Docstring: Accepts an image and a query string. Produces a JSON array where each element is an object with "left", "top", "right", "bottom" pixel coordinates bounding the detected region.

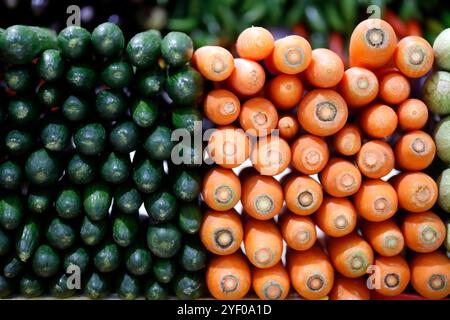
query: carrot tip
[
  {"left": 254, "top": 195, "right": 275, "bottom": 214},
  {"left": 334, "top": 215, "right": 349, "bottom": 230},
  {"left": 298, "top": 191, "right": 314, "bottom": 208},
  {"left": 295, "top": 230, "right": 311, "bottom": 244},
  {"left": 215, "top": 229, "right": 234, "bottom": 249},
  {"left": 221, "top": 275, "right": 239, "bottom": 293},
  {"left": 429, "top": 274, "right": 446, "bottom": 291},
  {"left": 307, "top": 274, "right": 325, "bottom": 291},
  {"left": 254, "top": 248, "right": 274, "bottom": 266},
  {"left": 263, "top": 282, "right": 284, "bottom": 300},
  {"left": 384, "top": 273, "right": 401, "bottom": 288},
  {"left": 316, "top": 102, "right": 338, "bottom": 122},
  {"left": 366, "top": 28, "right": 385, "bottom": 47},
  {"left": 384, "top": 235, "right": 401, "bottom": 250},
  {"left": 421, "top": 226, "right": 438, "bottom": 244},
  {"left": 215, "top": 185, "right": 234, "bottom": 205}
]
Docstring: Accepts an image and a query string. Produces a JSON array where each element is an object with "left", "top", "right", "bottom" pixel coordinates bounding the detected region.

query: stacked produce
[
  {"left": 0, "top": 23, "right": 206, "bottom": 299},
  {"left": 197, "top": 21, "right": 449, "bottom": 300}
]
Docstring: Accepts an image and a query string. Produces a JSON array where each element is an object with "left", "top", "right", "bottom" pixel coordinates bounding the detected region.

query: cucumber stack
[{"left": 0, "top": 24, "right": 205, "bottom": 299}]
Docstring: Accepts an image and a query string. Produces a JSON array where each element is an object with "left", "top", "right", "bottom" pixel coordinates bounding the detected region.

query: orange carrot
[
  {"left": 283, "top": 174, "right": 323, "bottom": 216},
  {"left": 394, "top": 130, "right": 436, "bottom": 171},
  {"left": 226, "top": 58, "right": 266, "bottom": 97},
  {"left": 277, "top": 114, "right": 300, "bottom": 140},
  {"left": 315, "top": 197, "right": 357, "bottom": 238},
  {"left": 356, "top": 140, "right": 395, "bottom": 179},
  {"left": 202, "top": 167, "right": 241, "bottom": 211},
  {"left": 338, "top": 67, "right": 379, "bottom": 108},
  {"left": 203, "top": 89, "right": 241, "bottom": 125},
  {"left": 319, "top": 158, "right": 362, "bottom": 198},
  {"left": 291, "top": 134, "right": 329, "bottom": 175},
  {"left": 332, "top": 124, "right": 362, "bottom": 156},
  {"left": 267, "top": 74, "right": 303, "bottom": 110},
  {"left": 297, "top": 89, "right": 348, "bottom": 137},
  {"left": 206, "top": 251, "right": 252, "bottom": 300},
  {"left": 304, "top": 48, "right": 344, "bottom": 88},
  {"left": 329, "top": 275, "right": 371, "bottom": 300},
  {"left": 239, "top": 97, "right": 278, "bottom": 137},
  {"left": 252, "top": 262, "right": 290, "bottom": 300},
  {"left": 243, "top": 217, "right": 283, "bottom": 269},
  {"left": 267, "top": 35, "right": 312, "bottom": 74},
  {"left": 279, "top": 211, "right": 317, "bottom": 251},
  {"left": 200, "top": 209, "right": 243, "bottom": 255},
  {"left": 359, "top": 103, "right": 398, "bottom": 138},
  {"left": 401, "top": 211, "right": 446, "bottom": 253},
  {"left": 192, "top": 46, "right": 235, "bottom": 81},
  {"left": 374, "top": 255, "right": 410, "bottom": 296},
  {"left": 393, "top": 36, "right": 434, "bottom": 78},
  {"left": 236, "top": 26, "right": 274, "bottom": 61},
  {"left": 250, "top": 135, "right": 291, "bottom": 176},
  {"left": 397, "top": 98, "right": 429, "bottom": 131},
  {"left": 207, "top": 126, "right": 250, "bottom": 169},
  {"left": 361, "top": 219, "right": 405, "bottom": 257},
  {"left": 378, "top": 71, "right": 411, "bottom": 105}
]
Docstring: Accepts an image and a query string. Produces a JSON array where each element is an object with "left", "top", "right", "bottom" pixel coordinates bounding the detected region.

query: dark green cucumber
[
  {"left": 95, "top": 90, "right": 127, "bottom": 121},
  {"left": 125, "top": 243, "right": 153, "bottom": 276},
  {"left": 131, "top": 98, "right": 158, "bottom": 128},
  {"left": 37, "top": 82, "right": 63, "bottom": 107},
  {"left": 147, "top": 223, "right": 182, "bottom": 258},
  {"left": 63, "top": 247, "right": 89, "bottom": 274},
  {"left": 117, "top": 273, "right": 140, "bottom": 300},
  {"left": 132, "top": 154, "right": 164, "bottom": 194},
  {"left": 91, "top": 22, "right": 125, "bottom": 57},
  {"left": 0, "top": 193, "right": 23, "bottom": 230},
  {"left": 135, "top": 68, "right": 165, "bottom": 96},
  {"left": 55, "top": 187, "right": 82, "bottom": 219},
  {"left": 93, "top": 241, "right": 120, "bottom": 273},
  {"left": 3, "top": 255, "right": 23, "bottom": 278},
  {"left": 67, "top": 153, "right": 96, "bottom": 185},
  {"left": 152, "top": 258, "right": 176, "bottom": 284},
  {"left": 16, "top": 218, "right": 40, "bottom": 262},
  {"left": 40, "top": 119, "right": 70, "bottom": 152},
  {"left": 83, "top": 181, "right": 112, "bottom": 221},
  {"left": 1, "top": 25, "right": 40, "bottom": 64},
  {"left": 143, "top": 125, "right": 175, "bottom": 161},
  {"left": 8, "top": 97, "right": 40, "bottom": 126},
  {"left": 112, "top": 213, "right": 139, "bottom": 247},
  {"left": 25, "top": 148, "right": 61, "bottom": 186},
  {"left": 50, "top": 273, "right": 76, "bottom": 298},
  {"left": 161, "top": 31, "right": 194, "bottom": 67},
  {"left": 0, "top": 275, "right": 12, "bottom": 298},
  {"left": 84, "top": 272, "right": 110, "bottom": 299},
  {"left": 62, "top": 95, "right": 90, "bottom": 122},
  {"left": 0, "top": 228, "right": 10, "bottom": 256},
  {"left": 114, "top": 183, "right": 142, "bottom": 215},
  {"left": 172, "top": 168, "right": 201, "bottom": 202},
  {"left": 173, "top": 271, "right": 205, "bottom": 300},
  {"left": 66, "top": 64, "right": 97, "bottom": 92},
  {"left": 80, "top": 216, "right": 107, "bottom": 246},
  {"left": 27, "top": 188, "right": 52, "bottom": 214},
  {"left": 144, "top": 190, "right": 178, "bottom": 223},
  {"left": 126, "top": 29, "right": 162, "bottom": 68},
  {"left": 37, "top": 49, "right": 65, "bottom": 81},
  {"left": 144, "top": 279, "right": 168, "bottom": 300},
  {"left": 109, "top": 121, "right": 140, "bottom": 154},
  {"left": 19, "top": 273, "right": 46, "bottom": 298},
  {"left": 46, "top": 217, "right": 76, "bottom": 250},
  {"left": 32, "top": 244, "right": 60, "bottom": 278},
  {"left": 166, "top": 66, "right": 204, "bottom": 105},
  {"left": 29, "top": 26, "right": 58, "bottom": 52},
  {"left": 100, "top": 152, "right": 130, "bottom": 184},
  {"left": 5, "top": 65, "right": 34, "bottom": 92},
  {"left": 57, "top": 26, "right": 91, "bottom": 60},
  {"left": 101, "top": 60, "right": 133, "bottom": 89},
  {"left": 178, "top": 239, "right": 207, "bottom": 272},
  {"left": 5, "top": 129, "right": 33, "bottom": 156},
  {"left": 178, "top": 202, "right": 202, "bottom": 234},
  {"left": 74, "top": 123, "right": 106, "bottom": 156},
  {"left": 0, "top": 160, "right": 22, "bottom": 190},
  {"left": 171, "top": 107, "right": 202, "bottom": 134},
  {"left": 173, "top": 142, "right": 203, "bottom": 167}
]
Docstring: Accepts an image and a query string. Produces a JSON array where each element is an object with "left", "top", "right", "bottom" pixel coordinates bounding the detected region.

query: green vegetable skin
[
  {"left": 0, "top": 193, "right": 23, "bottom": 230},
  {"left": 434, "top": 116, "right": 450, "bottom": 163},
  {"left": 20, "top": 273, "right": 45, "bottom": 298},
  {"left": 16, "top": 218, "right": 40, "bottom": 262},
  {"left": 147, "top": 223, "right": 182, "bottom": 258},
  {"left": 117, "top": 273, "right": 140, "bottom": 300},
  {"left": 91, "top": 22, "right": 125, "bottom": 57},
  {"left": 422, "top": 71, "right": 450, "bottom": 115},
  {"left": 438, "top": 168, "right": 450, "bottom": 213},
  {"left": 166, "top": 66, "right": 204, "bottom": 105},
  {"left": 126, "top": 29, "right": 162, "bottom": 68},
  {"left": 112, "top": 213, "right": 139, "bottom": 247},
  {"left": 433, "top": 28, "right": 450, "bottom": 71},
  {"left": 84, "top": 272, "right": 110, "bottom": 299},
  {"left": 80, "top": 216, "right": 107, "bottom": 246},
  {"left": 161, "top": 31, "right": 194, "bottom": 67},
  {"left": 0, "top": 228, "right": 10, "bottom": 256},
  {"left": 83, "top": 181, "right": 112, "bottom": 221},
  {"left": 173, "top": 271, "right": 205, "bottom": 300},
  {"left": 153, "top": 258, "right": 177, "bottom": 283},
  {"left": 178, "top": 203, "right": 202, "bottom": 234},
  {"left": 144, "top": 279, "right": 168, "bottom": 300},
  {"left": 46, "top": 217, "right": 76, "bottom": 250},
  {"left": 50, "top": 273, "right": 77, "bottom": 298},
  {"left": 32, "top": 244, "right": 60, "bottom": 278}
]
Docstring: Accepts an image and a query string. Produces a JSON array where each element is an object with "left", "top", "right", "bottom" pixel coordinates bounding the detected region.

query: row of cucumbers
[{"left": 0, "top": 23, "right": 206, "bottom": 299}]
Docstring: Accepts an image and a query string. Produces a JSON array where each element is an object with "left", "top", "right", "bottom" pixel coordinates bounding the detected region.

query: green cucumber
[
  {"left": 95, "top": 90, "right": 127, "bottom": 121},
  {"left": 109, "top": 121, "right": 140, "bottom": 154},
  {"left": 27, "top": 188, "right": 52, "bottom": 214},
  {"left": 131, "top": 98, "right": 158, "bottom": 128},
  {"left": 166, "top": 66, "right": 204, "bottom": 105},
  {"left": 25, "top": 148, "right": 61, "bottom": 186},
  {"left": 91, "top": 22, "right": 125, "bottom": 57},
  {"left": 93, "top": 241, "right": 120, "bottom": 273},
  {"left": 112, "top": 213, "right": 139, "bottom": 247},
  {"left": 74, "top": 123, "right": 106, "bottom": 156},
  {"left": 172, "top": 168, "right": 201, "bottom": 202},
  {"left": 50, "top": 273, "right": 77, "bottom": 298},
  {"left": 126, "top": 29, "right": 162, "bottom": 68},
  {"left": 0, "top": 160, "right": 22, "bottom": 190},
  {"left": 5, "top": 65, "right": 34, "bottom": 92},
  {"left": 0, "top": 275, "right": 12, "bottom": 298},
  {"left": 55, "top": 187, "right": 82, "bottom": 219},
  {"left": 16, "top": 218, "right": 40, "bottom": 262},
  {"left": 434, "top": 117, "right": 450, "bottom": 164},
  {"left": 125, "top": 243, "right": 153, "bottom": 276},
  {"left": 147, "top": 223, "right": 182, "bottom": 258},
  {"left": 143, "top": 125, "right": 175, "bottom": 161},
  {"left": 37, "top": 49, "right": 65, "bottom": 81},
  {"left": 101, "top": 60, "right": 133, "bottom": 89},
  {"left": 80, "top": 216, "right": 107, "bottom": 246},
  {"left": 153, "top": 258, "right": 176, "bottom": 284},
  {"left": 423, "top": 71, "right": 450, "bottom": 115},
  {"left": 135, "top": 68, "right": 165, "bottom": 96},
  {"left": 67, "top": 153, "right": 97, "bottom": 185},
  {"left": 178, "top": 202, "right": 202, "bottom": 234},
  {"left": 46, "top": 217, "right": 76, "bottom": 250},
  {"left": 57, "top": 26, "right": 91, "bottom": 60},
  {"left": 83, "top": 181, "right": 112, "bottom": 221},
  {"left": 132, "top": 154, "right": 164, "bottom": 194},
  {"left": 161, "top": 31, "right": 193, "bottom": 67},
  {"left": 171, "top": 107, "right": 202, "bottom": 134},
  {"left": 433, "top": 29, "right": 450, "bottom": 72},
  {"left": 445, "top": 219, "right": 450, "bottom": 251},
  {"left": 8, "top": 97, "right": 40, "bottom": 126},
  {"left": 0, "top": 228, "right": 10, "bottom": 256},
  {"left": 100, "top": 152, "right": 131, "bottom": 184},
  {"left": 62, "top": 95, "right": 90, "bottom": 122},
  {"left": 173, "top": 271, "right": 205, "bottom": 300},
  {"left": 117, "top": 273, "right": 140, "bottom": 300},
  {"left": 37, "top": 82, "right": 63, "bottom": 107},
  {"left": 178, "top": 239, "right": 207, "bottom": 272},
  {"left": 114, "top": 183, "right": 142, "bottom": 215},
  {"left": 144, "top": 279, "right": 167, "bottom": 300},
  {"left": 84, "top": 272, "right": 110, "bottom": 299},
  {"left": 63, "top": 247, "right": 90, "bottom": 274},
  {"left": 144, "top": 190, "right": 178, "bottom": 223},
  {"left": 40, "top": 120, "right": 70, "bottom": 152},
  {"left": 5, "top": 129, "right": 33, "bottom": 156},
  {"left": 32, "top": 244, "right": 60, "bottom": 278},
  {"left": 66, "top": 64, "right": 97, "bottom": 92},
  {"left": 1, "top": 25, "right": 40, "bottom": 64},
  {"left": 3, "top": 255, "right": 23, "bottom": 278},
  {"left": 19, "top": 273, "right": 45, "bottom": 298},
  {"left": 29, "top": 27, "right": 58, "bottom": 52},
  {"left": 0, "top": 193, "right": 23, "bottom": 230}
]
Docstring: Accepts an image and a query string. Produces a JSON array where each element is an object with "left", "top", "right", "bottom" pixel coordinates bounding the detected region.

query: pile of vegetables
[
  {"left": 0, "top": 24, "right": 206, "bottom": 299},
  {"left": 197, "top": 21, "right": 449, "bottom": 300}
]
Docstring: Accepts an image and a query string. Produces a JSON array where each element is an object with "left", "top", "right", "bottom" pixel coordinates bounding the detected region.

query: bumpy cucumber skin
[
  {"left": 0, "top": 161, "right": 22, "bottom": 190},
  {"left": 132, "top": 155, "right": 164, "bottom": 194},
  {"left": 66, "top": 64, "right": 97, "bottom": 92},
  {"left": 166, "top": 66, "right": 204, "bottom": 105},
  {"left": 114, "top": 183, "right": 142, "bottom": 215},
  {"left": 5, "top": 129, "right": 33, "bottom": 156},
  {"left": 5, "top": 65, "right": 34, "bottom": 92},
  {"left": 423, "top": 71, "right": 450, "bottom": 115},
  {"left": 112, "top": 213, "right": 139, "bottom": 247},
  {"left": 433, "top": 28, "right": 450, "bottom": 72},
  {"left": 125, "top": 244, "right": 153, "bottom": 276},
  {"left": 83, "top": 181, "right": 112, "bottom": 221},
  {"left": 152, "top": 258, "right": 177, "bottom": 284},
  {"left": 144, "top": 279, "right": 168, "bottom": 300},
  {"left": 63, "top": 247, "right": 90, "bottom": 274},
  {"left": 109, "top": 121, "right": 140, "bottom": 154},
  {"left": 95, "top": 90, "right": 127, "bottom": 121},
  {"left": 67, "top": 154, "right": 97, "bottom": 185},
  {"left": 58, "top": 26, "right": 91, "bottom": 60},
  {"left": 93, "top": 241, "right": 120, "bottom": 273},
  {"left": 74, "top": 123, "right": 106, "bottom": 156},
  {"left": 161, "top": 31, "right": 194, "bottom": 67},
  {"left": 37, "top": 49, "right": 65, "bottom": 81},
  {"left": 80, "top": 216, "right": 107, "bottom": 246},
  {"left": 84, "top": 272, "right": 110, "bottom": 299},
  {"left": 19, "top": 273, "right": 45, "bottom": 298},
  {"left": 55, "top": 187, "right": 82, "bottom": 219},
  {"left": 25, "top": 148, "right": 61, "bottom": 186},
  {"left": 46, "top": 217, "right": 76, "bottom": 250},
  {"left": 144, "top": 191, "right": 178, "bottom": 223},
  {"left": 126, "top": 30, "right": 162, "bottom": 68},
  {"left": 147, "top": 223, "right": 182, "bottom": 258},
  {"left": 32, "top": 244, "right": 60, "bottom": 278},
  {"left": 100, "top": 152, "right": 131, "bottom": 185},
  {"left": 131, "top": 98, "right": 158, "bottom": 128},
  {"left": 0, "top": 193, "right": 24, "bottom": 230},
  {"left": 62, "top": 95, "right": 90, "bottom": 122},
  {"left": 91, "top": 22, "right": 125, "bottom": 57},
  {"left": 173, "top": 271, "right": 205, "bottom": 300},
  {"left": 16, "top": 218, "right": 40, "bottom": 262},
  {"left": 101, "top": 60, "right": 133, "bottom": 89}
]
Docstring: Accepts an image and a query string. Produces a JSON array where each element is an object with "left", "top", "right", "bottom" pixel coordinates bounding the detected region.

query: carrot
[
  {"left": 206, "top": 251, "right": 251, "bottom": 300},
  {"left": 374, "top": 255, "right": 410, "bottom": 296},
  {"left": 397, "top": 98, "right": 429, "bottom": 131},
  {"left": 338, "top": 67, "right": 379, "bottom": 108},
  {"left": 297, "top": 89, "right": 348, "bottom": 137},
  {"left": 401, "top": 211, "right": 446, "bottom": 253},
  {"left": 207, "top": 126, "right": 250, "bottom": 169},
  {"left": 239, "top": 97, "right": 278, "bottom": 137},
  {"left": 315, "top": 197, "right": 357, "bottom": 238},
  {"left": 243, "top": 217, "right": 283, "bottom": 269},
  {"left": 266, "top": 35, "right": 312, "bottom": 75},
  {"left": 361, "top": 219, "right": 405, "bottom": 257},
  {"left": 332, "top": 124, "right": 362, "bottom": 156},
  {"left": 291, "top": 134, "right": 329, "bottom": 175},
  {"left": 202, "top": 167, "right": 241, "bottom": 211},
  {"left": 394, "top": 130, "right": 436, "bottom": 171},
  {"left": 252, "top": 262, "right": 290, "bottom": 300},
  {"left": 327, "top": 232, "right": 374, "bottom": 278},
  {"left": 283, "top": 174, "right": 323, "bottom": 216},
  {"left": 267, "top": 74, "right": 303, "bottom": 110},
  {"left": 286, "top": 245, "right": 334, "bottom": 299},
  {"left": 410, "top": 251, "right": 450, "bottom": 299},
  {"left": 200, "top": 209, "right": 243, "bottom": 255},
  {"left": 277, "top": 114, "right": 299, "bottom": 140},
  {"left": 391, "top": 172, "right": 438, "bottom": 213},
  {"left": 226, "top": 58, "right": 266, "bottom": 97},
  {"left": 329, "top": 275, "right": 371, "bottom": 300},
  {"left": 192, "top": 46, "right": 235, "bottom": 81},
  {"left": 359, "top": 103, "right": 398, "bottom": 138},
  {"left": 393, "top": 36, "right": 434, "bottom": 78},
  {"left": 241, "top": 174, "right": 283, "bottom": 220},
  {"left": 378, "top": 71, "right": 411, "bottom": 105},
  {"left": 236, "top": 26, "right": 274, "bottom": 61},
  {"left": 279, "top": 211, "right": 317, "bottom": 251},
  {"left": 304, "top": 48, "right": 344, "bottom": 88},
  {"left": 319, "top": 158, "right": 362, "bottom": 198},
  {"left": 356, "top": 140, "right": 395, "bottom": 179},
  {"left": 349, "top": 18, "right": 397, "bottom": 69},
  {"left": 354, "top": 179, "right": 398, "bottom": 222},
  {"left": 203, "top": 89, "right": 241, "bottom": 125},
  {"left": 250, "top": 135, "right": 291, "bottom": 176}
]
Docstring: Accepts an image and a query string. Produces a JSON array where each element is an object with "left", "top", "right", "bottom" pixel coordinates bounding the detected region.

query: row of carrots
[{"left": 193, "top": 19, "right": 449, "bottom": 300}]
